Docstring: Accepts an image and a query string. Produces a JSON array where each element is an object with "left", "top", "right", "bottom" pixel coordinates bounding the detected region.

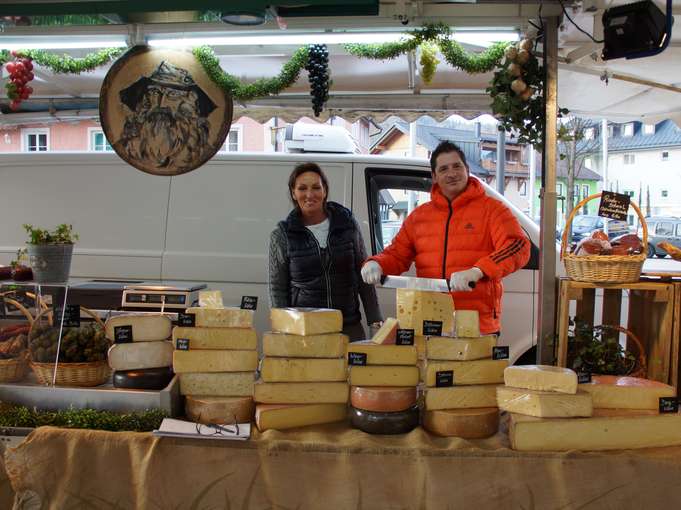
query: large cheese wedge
[
  {"left": 370, "top": 318, "right": 399, "bottom": 344},
  {"left": 350, "top": 386, "right": 417, "bottom": 412},
  {"left": 347, "top": 341, "right": 417, "bottom": 366},
  {"left": 349, "top": 366, "right": 419, "bottom": 387},
  {"left": 173, "top": 350, "right": 258, "bottom": 373},
  {"left": 504, "top": 365, "right": 577, "bottom": 394},
  {"left": 425, "top": 385, "right": 499, "bottom": 410},
  {"left": 105, "top": 314, "right": 172, "bottom": 342},
  {"left": 423, "top": 408, "right": 499, "bottom": 438},
  {"left": 172, "top": 327, "right": 257, "bottom": 350},
  {"left": 260, "top": 357, "right": 347, "bottom": 383},
  {"left": 593, "top": 408, "right": 659, "bottom": 418},
  {"left": 254, "top": 381, "right": 349, "bottom": 404},
  {"left": 454, "top": 310, "right": 480, "bottom": 338},
  {"left": 349, "top": 405, "right": 419, "bottom": 435},
  {"left": 270, "top": 308, "right": 342, "bottom": 336},
  {"left": 426, "top": 335, "right": 497, "bottom": 361},
  {"left": 396, "top": 290, "right": 454, "bottom": 336},
  {"left": 509, "top": 412, "right": 681, "bottom": 451},
  {"left": 496, "top": 386, "right": 593, "bottom": 418},
  {"left": 179, "top": 372, "right": 254, "bottom": 397},
  {"left": 113, "top": 367, "right": 174, "bottom": 390},
  {"left": 425, "top": 359, "right": 508, "bottom": 387},
  {"left": 108, "top": 341, "right": 173, "bottom": 371},
  {"left": 256, "top": 403, "right": 347, "bottom": 431},
  {"left": 198, "top": 290, "right": 223, "bottom": 308},
  {"left": 263, "top": 332, "right": 348, "bottom": 358},
  {"left": 185, "top": 307, "right": 254, "bottom": 328},
  {"left": 185, "top": 396, "right": 254, "bottom": 424},
  {"left": 579, "top": 375, "right": 675, "bottom": 409}
]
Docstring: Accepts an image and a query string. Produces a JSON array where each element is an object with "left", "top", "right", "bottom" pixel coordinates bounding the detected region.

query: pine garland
[{"left": 18, "top": 47, "right": 125, "bottom": 74}]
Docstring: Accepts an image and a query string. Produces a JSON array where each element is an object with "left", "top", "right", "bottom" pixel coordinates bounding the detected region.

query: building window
[
  {"left": 519, "top": 180, "right": 527, "bottom": 196},
  {"left": 607, "top": 125, "right": 615, "bottom": 138},
  {"left": 21, "top": 128, "right": 49, "bottom": 152},
  {"left": 584, "top": 157, "right": 592, "bottom": 169},
  {"left": 88, "top": 129, "right": 113, "bottom": 152},
  {"left": 662, "top": 151, "right": 669, "bottom": 161},
  {"left": 223, "top": 126, "right": 242, "bottom": 152},
  {"left": 661, "top": 190, "right": 669, "bottom": 198},
  {"left": 623, "top": 153, "right": 635, "bottom": 165},
  {"left": 622, "top": 123, "right": 634, "bottom": 137},
  {"left": 582, "top": 185, "right": 590, "bottom": 199},
  {"left": 557, "top": 182, "right": 564, "bottom": 197},
  {"left": 643, "top": 123, "right": 655, "bottom": 135},
  {"left": 584, "top": 128, "right": 595, "bottom": 140},
  {"left": 628, "top": 214, "right": 635, "bottom": 226}
]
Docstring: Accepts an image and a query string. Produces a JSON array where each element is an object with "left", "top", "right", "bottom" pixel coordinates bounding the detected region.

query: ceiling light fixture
[
  {"left": 0, "top": 37, "right": 128, "bottom": 51},
  {"left": 221, "top": 10, "right": 268, "bottom": 26}
]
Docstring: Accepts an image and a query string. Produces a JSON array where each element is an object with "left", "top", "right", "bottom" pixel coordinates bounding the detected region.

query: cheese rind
[
  {"left": 454, "top": 310, "right": 480, "bottom": 338},
  {"left": 350, "top": 386, "right": 417, "bottom": 412},
  {"left": 396, "top": 290, "right": 454, "bottom": 336},
  {"left": 496, "top": 386, "right": 593, "bottom": 418},
  {"left": 579, "top": 375, "right": 675, "bottom": 409},
  {"left": 425, "top": 359, "right": 508, "bottom": 387},
  {"left": 349, "top": 366, "right": 419, "bottom": 387},
  {"left": 423, "top": 408, "right": 499, "bottom": 438},
  {"left": 260, "top": 357, "right": 347, "bottom": 383},
  {"left": 270, "top": 308, "right": 343, "bottom": 336},
  {"left": 254, "top": 381, "right": 349, "bottom": 404},
  {"left": 504, "top": 365, "right": 578, "bottom": 394},
  {"left": 350, "top": 405, "right": 419, "bottom": 435},
  {"left": 185, "top": 396, "right": 254, "bottom": 424},
  {"left": 370, "top": 318, "right": 399, "bottom": 344},
  {"left": 185, "top": 307, "right": 254, "bottom": 328},
  {"left": 256, "top": 403, "right": 347, "bottom": 431},
  {"left": 178, "top": 372, "right": 254, "bottom": 396},
  {"left": 347, "top": 341, "right": 418, "bottom": 366},
  {"left": 172, "top": 327, "right": 257, "bottom": 350},
  {"left": 108, "top": 341, "right": 173, "bottom": 371},
  {"left": 426, "top": 336, "right": 497, "bottom": 361},
  {"left": 263, "top": 332, "right": 348, "bottom": 358},
  {"left": 172, "top": 350, "right": 258, "bottom": 373},
  {"left": 105, "top": 314, "right": 172, "bottom": 342},
  {"left": 425, "top": 385, "right": 500, "bottom": 410}
]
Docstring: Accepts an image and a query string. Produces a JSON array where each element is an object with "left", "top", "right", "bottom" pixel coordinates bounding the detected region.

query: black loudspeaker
[{"left": 601, "top": 0, "right": 671, "bottom": 60}]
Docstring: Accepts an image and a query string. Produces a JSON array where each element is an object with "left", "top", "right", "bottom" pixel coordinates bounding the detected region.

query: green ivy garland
[{"left": 0, "top": 47, "right": 123, "bottom": 74}]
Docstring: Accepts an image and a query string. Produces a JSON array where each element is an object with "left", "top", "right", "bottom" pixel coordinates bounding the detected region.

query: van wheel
[
  {"left": 656, "top": 253, "right": 668, "bottom": 258},
  {"left": 513, "top": 346, "right": 537, "bottom": 365},
  {"left": 647, "top": 243, "right": 656, "bottom": 258}
]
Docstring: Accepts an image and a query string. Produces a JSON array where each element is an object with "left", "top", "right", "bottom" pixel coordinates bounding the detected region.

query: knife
[{"left": 379, "top": 275, "right": 475, "bottom": 291}]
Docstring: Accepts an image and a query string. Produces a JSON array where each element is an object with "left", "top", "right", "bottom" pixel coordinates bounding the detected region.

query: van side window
[{"left": 656, "top": 222, "right": 674, "bottom": 236}]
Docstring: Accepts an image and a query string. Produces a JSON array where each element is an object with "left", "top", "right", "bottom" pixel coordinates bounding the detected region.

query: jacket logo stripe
[
  {"left": 492, "top": 239, "right": 527, "bottom": 264},
  {"left": 491, "top": 239, "right": 523, "bottom": 263}
]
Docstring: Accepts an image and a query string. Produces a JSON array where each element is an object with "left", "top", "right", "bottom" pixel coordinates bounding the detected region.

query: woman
[{"left": 269, "top": 162, "right": 382, "bottom": 341}]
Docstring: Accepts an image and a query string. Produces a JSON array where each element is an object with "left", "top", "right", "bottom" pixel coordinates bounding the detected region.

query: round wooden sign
[{"left": 100, "top": 45, "right": 233, "bottom": 176}]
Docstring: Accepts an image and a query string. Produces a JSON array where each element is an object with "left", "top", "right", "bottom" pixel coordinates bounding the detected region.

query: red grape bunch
[{"left": 4, "top": 52, "right": 34, "bottom": 111}]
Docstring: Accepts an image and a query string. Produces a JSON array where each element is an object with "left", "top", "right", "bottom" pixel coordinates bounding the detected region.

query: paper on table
[{"left": 152, "top": 418, "right": 251, "bottom": 441}]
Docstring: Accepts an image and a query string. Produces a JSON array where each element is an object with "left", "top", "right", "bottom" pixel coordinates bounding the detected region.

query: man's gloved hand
[
  {"left": 449, "top": 267, "right": 483, "bottom": 292},
  {"left": 361, "top": 261, "right": 383, "bottom": 285}
]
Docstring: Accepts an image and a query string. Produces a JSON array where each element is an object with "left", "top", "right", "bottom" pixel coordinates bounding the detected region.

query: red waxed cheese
[{"left": 350, "top": 386, "right": 417, "bottom": 412}]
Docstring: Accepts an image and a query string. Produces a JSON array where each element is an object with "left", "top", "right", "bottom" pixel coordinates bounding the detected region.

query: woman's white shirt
[{"left": 305, "top": 218, "right": 330, "bottom": 248}]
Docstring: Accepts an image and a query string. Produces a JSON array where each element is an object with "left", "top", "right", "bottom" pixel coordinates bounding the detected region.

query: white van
[{"left": 0, "top": 151, "right": 540, "bottom": 362}]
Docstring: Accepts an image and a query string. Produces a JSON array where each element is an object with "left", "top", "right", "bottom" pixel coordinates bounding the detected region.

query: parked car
[
  {"left": 561, "top": 214, "right": 631, "bottom": 244},
  {"left": 642, "top": 216, "right": 681, "bottom": 258}
]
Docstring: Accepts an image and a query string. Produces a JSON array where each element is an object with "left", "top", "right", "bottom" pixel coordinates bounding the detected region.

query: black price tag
[
  {"left": 598, "top": 191, "right": 630, "bottom": 221},
  {"left": 395, "top": 329, "right": 415, "bottom": 346},
  {"left": 62, "top": 304, "right": 81, "bottom": 328},
  {"left": 492, "top": 346, "right": 510, "bottom": 360},
  {"left": 114, "top": 325, "right": 133, "bottom": 344},
  {"left": 348, "top": 352, "right": 368, "bottom": 366},
  {"left": 659, "top": 397, "right": 679, "bottom": 414},
  {"left": 177, "top": 312, "right": 196, "bottom": 327},
  {"left": 176, "top": 338, "right": 190, "bottom": 351},
  {"left": 435, "top": 370, "right": 454, "bottom": 387},
  {"left": 240, "top": 296, "right": 258, "bottom": 310},
  {"left": 577, "top": 371, "right": 592, "bottom": 384},
  {"left": 423, "top": 320, "right": 443, "bottom": 337}
]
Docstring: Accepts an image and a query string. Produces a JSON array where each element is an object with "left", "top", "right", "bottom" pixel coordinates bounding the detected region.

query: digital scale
[{"left": 121, "top": 282, "right": 207, "bottom": 310}]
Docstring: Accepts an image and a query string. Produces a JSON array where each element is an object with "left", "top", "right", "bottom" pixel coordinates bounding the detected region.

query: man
[{"left": 361, "top": 141, "right": 530, "bottom": 335}]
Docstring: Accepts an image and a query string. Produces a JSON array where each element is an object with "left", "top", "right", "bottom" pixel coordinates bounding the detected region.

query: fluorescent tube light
[{"left": 0, "top": 38, "right": 128, "bottom": 50}]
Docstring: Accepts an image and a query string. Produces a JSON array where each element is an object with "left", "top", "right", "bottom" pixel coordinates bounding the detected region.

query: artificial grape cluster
[
  {"left": 305, "top": 44, "right": 330, "bottom": 117},
  {"left": 4, "top": 52, "right": 35, "bottom": 111}
]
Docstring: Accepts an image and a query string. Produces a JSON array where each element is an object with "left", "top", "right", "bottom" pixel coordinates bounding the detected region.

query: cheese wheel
[
  {"left": 105, "top": 314, "right": 172, "bottom": 342},
  {"left": 349, "top": 365, "right": 420, "bottom": 387},
  {"left": 254, "top": 381, "right": 349, "bottom": 404},
  {"left": 185, "top": 396, "right": 254, "bottom": 424},
  {"left": 172, "top": 350, "right": 258, "bottom": 373},
  {"left": 350, "top": 386, "right": 417, "bottom": 412},
  {"left": 423, "top": 408, "right": 499, "bottom": 438},
  {"left": 108, "top": 341, "right": 173, "bottom": 371},
  {"left": 179, "top": 372, "right": 254, "bottom": 397},
  {"left": 349, "top": 405, "right": 419, "bottom": 435},
  {"left": 255, "top": 403, "right": 347, "bottom": 431},
  {"left": 113, "top": 367, "right": 174, "bottom": 390}
]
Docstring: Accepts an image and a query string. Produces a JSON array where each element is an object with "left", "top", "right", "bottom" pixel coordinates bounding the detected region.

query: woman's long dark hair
[{"left": 288, "top": 162, "right": 329, "bottom": 210}]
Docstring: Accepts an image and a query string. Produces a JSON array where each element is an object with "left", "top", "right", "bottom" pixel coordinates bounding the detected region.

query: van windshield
[{"left": 573, "top": 216, "right": 598, "bottom": 228}]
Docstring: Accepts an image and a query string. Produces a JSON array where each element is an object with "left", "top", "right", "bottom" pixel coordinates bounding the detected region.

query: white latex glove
[
  {"left": 449, "top": 267, "right": 483, "bottom": 292},
  {"left": 361, "top": 261, "right": 383, "bottom": 285}
]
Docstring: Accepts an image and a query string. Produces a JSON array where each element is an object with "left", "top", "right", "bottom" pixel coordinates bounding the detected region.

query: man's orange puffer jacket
[{"left": 369, "top": 177, "right": 530, "bottom": 335}]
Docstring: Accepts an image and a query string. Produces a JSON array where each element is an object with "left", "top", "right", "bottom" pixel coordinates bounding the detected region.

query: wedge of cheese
[
  {"left": 172, "top": 327, "right": 256, "bottom": 350},
  {"left": 254, "top": 381, "right": 349, "bottom": 404},
  {"left": 262, "top": 332, "right": 348, "bottom": 358},
  {"left": 510, "top": 412, "right": 681, "bottom": 451},
  {"left": 260, "top": 357, "right": 347, "bottom": 383},
  {"left": 198, "top": 290, "right": 223, "bottom": 308},
  {"left": 255, "top": 403, "right": 347, "bottom": 431},
  {"left": 454, "top": 310, "right": 480, "bottom": 338},
  {"left": 347, "top": 341, "right": 417, "bottom": 366},
  {"left": 425, "top": 359, "right": 508, "bottom": 387},
  {"left": 105, "top": 314, "right": 172, "bottom": 342},
  {"left": 350, "top": 386, "right": 417, "bottom": 412},
  {"left": 172, "top": 350, "right": 258, "bottom": 374},
  {"left": 496, "top": 386, "right": 593, "bottom": 418},
  {"left": 349, "top": 366, "right": 419, "bottom": 387},
  {"left": 185, "top": 307, "right": 254, "bottom": 328},
  {"left": 370, "top": 318, "right": 399, "bottom": 344},
  {"left": 426, "top": 335, "right": 497, "bottom": 361},
  {"left": 396, "top": 290, "right": 454, "bottom": 336},
  {"left": 185, "top": 396, "right": 254, "bottom": 424},
  {"left": 178, "top": 372, "right": 254, "bottom": 397},
  {"left": 423, "top": 408, "right": 499, "bottom": 438},
  {"left": 504, "top": 365, "right": 578, "bottom": 394},
  {"left": 579, "top": 375, "right": 675, "bottom": 410},
  {"left": 270, "top": 308, "right": 343, "bottom": 335},
  {"left": 425, "top": 385, "right": 500, "bottom": 410},
  {"left": 108, "top": 341, "right": 173, "bottom": 371}
]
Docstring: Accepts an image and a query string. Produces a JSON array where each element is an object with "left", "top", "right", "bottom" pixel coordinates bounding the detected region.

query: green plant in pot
[
  {"left": 567, "top": 319, "right": 638, "bottom": 376},
  {"left": 23, "top": 224, "right": 79, "bottom": 284}
]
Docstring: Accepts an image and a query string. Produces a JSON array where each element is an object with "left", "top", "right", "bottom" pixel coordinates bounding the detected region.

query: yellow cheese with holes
[
  {"left": 260, "top": 357, "right": 347, "bottom": 382},
  {"left": 425, "top": 359, "right": 507, "bottom": 387},
  {"left": 172, "top": 327, "right": 257, "bottom": 350},
  {"left": 497, "top": 386, "right": 593, "bottom": 418},
  {"left": 347, "top": 341, "right": 417, "bottom": 366},
  {"left": 256, "top": 403, "right": 347, "bottom": 431},
  {"left": 415, "top": 336, "right": 426, "bottom": 359},
  {"left": 425, "top": 385, "right": 500, "bottom": 410},
  {"left": 254, "top": 381, "right": 349, "bottom": 404},
  {"left": 262, "top": 332, "right": 348, "bottom": 358},
  {"left": 173, "top": 350, "right": 258, "bottom": 373},
  {"left": 185, "top": 307, "right": 254, "bottom": 328},
  {"left": 370, "top": 317, "right": 399, "bottom": 344},
  {"left": 270, "top": 308, "right": 343, "bottom": 335},
  {"left": 105, "top": 314, "right": 172, "bottom": 342},
  {"left": 396, "top": 290, "right": 454, "bottom": 336},
  {"left": 504, "top": 365, "right": 578, "bottom": 394},
  {"left": 185, "top": 396, "right": 254, "bottom": 424},
  {"left": 579, "top": 375, "right": 676, "bottom": 409},
  {"left": 178, "top": 372, "right": 254, "bottom": 396},
  {"left": 454, "top": 310, "right": 480, "bottom": 338},
  {"left": 349, "top": 365, "right": 419, "bottom": 387},
  {"left": 426, "top": 335, "right": 497, "bottom": 361}
]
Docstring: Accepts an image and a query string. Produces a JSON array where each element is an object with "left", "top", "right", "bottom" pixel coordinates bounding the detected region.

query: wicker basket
[
  {"left": 561, "top": 193, "right": 647, "bottom": 283},
  {"left": 595, "top": 324, "right": 647, "bottom": 378},
  {"left": 0, "top": 293, "right": 34, "bottom": 383}
]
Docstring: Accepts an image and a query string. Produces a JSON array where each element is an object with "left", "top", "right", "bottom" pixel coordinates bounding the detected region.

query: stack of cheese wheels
[
  {"left": 397, "top": 289, "right": 456, "bottom": 360},
  {"left": 505, "top": 368, "right": 681, "bottom": 451},
  {"left": 254, "top": 308, "right": 349, "bottom": 431},
  {"left": 172, "top": 306, "right": 258, "bottom": 425},
  {"left": 422, "top": 310, "right": 506, "bottom": 439},
  {"left": 348, "top": 318, "right": 419, "bottom": 434},
  {"left": 105, "top": 314, "right": 175, "bottom": 390}
]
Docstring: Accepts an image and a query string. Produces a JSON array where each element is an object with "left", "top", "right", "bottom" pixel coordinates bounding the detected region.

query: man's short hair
[{"left": 429, "top": 141, "right": 469, "bottom": 173}]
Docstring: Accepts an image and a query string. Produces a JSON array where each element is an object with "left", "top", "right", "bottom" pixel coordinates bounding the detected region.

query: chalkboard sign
[
  {"left": 395, "top": 329, "right": 415, "bottom": 346},
  {"left": 58, "top": 304, "right": 81, "bottom": 328},
  {"left": 114, "top": 325, "right": 133, "bottom": 344},
  {"left": 177, "top": 312, "right": 196, "bottom": 327},
  {"left": 577, "top": 371, "right": 592, "bottom": 384},
  {"left": 492, "top": 346, "right": 509, "bottom": 360},
  {"left": 659, "top": 397, "right": 679, "bottom": 414},
  {"left": 348, "top": 352, "right": 368, "bottom": 366},
  {"left": 435, "top": 370, "right": 453, "bottom": 387},
  {"left": 598, "top": 191, "right": 630, "bottom": 221},
  {"left": 176, "top": 338, "right": 190, "bottom": 351},
  {"left": 240, "top": 296, "right": 258, "bottom": 310},
  {"left": 423, "top": 320, "right": 443, "bottom": 337}
]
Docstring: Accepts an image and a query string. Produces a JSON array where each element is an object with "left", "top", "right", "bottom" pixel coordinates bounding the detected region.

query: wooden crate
[{"left": 556, "top": 278, "right": 677, "bottom": 388}]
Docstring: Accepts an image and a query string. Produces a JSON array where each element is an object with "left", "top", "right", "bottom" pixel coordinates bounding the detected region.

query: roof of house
[
  {"left": 576, "top": 119, "right": 681, "bottom": 153},
  {"left": 535, "top": 160, "right": 602, "bottom": 181}
]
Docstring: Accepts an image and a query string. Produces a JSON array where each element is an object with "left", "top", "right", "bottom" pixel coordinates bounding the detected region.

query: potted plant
[{"left": 23, "top": 224, "right": 78, "bottom": 284}]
